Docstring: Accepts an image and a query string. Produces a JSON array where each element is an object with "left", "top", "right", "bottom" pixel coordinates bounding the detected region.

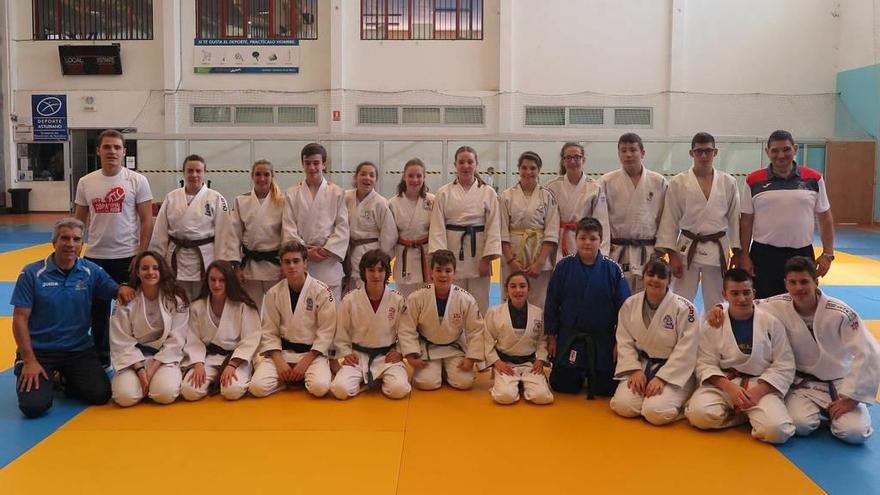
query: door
[{"left": 824, "top": 141, "right": 876, "bottom": 224}]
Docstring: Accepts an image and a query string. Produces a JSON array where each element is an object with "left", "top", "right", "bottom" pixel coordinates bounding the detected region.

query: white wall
[{"left": 836, "top": 0, "right": 878, "bottom": 72}]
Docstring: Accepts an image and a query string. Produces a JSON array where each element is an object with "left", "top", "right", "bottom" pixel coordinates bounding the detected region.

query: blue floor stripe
[
  {"left": 0, "top": 225, "right": 53, "bottom": 254},
  {"left": 1, "top": 284, "right": 14, "bottom": 316},
  {"left": 830, "top": 226, "right": 880, "bottom": 262},
  {"left": 0, "top": 371, "right": 87, "bottom": 469}
]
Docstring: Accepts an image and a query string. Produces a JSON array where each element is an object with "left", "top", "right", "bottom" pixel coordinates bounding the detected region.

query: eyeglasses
[
  {"left": 690, "top": 148, "right": 717, "bottom": 156},
  {"left": 562, "top": 155, "right": 584, "bottom": 161}
]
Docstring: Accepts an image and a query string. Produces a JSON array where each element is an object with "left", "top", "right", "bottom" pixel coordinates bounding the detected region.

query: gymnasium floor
[{"left": 0, "top": 214, "right": 878, "bottom": 495}]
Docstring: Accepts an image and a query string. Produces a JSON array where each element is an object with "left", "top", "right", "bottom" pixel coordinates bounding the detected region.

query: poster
[{"left": 194, "top": 38, "right": 300, "bottom": 74}]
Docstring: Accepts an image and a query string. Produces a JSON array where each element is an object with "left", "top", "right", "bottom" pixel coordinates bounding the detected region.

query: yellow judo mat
[{"left": 1, "top": 237, "right": 878, "bottom": 494}]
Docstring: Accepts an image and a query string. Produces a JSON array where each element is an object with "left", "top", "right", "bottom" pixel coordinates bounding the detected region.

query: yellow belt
[{"left": 509, "top": 227, "right": 542, "bottom": 265}]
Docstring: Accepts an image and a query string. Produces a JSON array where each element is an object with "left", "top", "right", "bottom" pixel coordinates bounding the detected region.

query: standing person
[
  {"left": 546, "top": 142, "right": 610, "bottom": 259},
  {"left": 330, "top": 250, "right": 411, "bottom": 400},
  {"left": 738, "top": 130, "right": 835, "bottom": 298},
  {"left": 428, "top": 146, "right": 501, "bottom": 313},
  {"left": 11, "top": 218, "right": 133, "bottom": 418},
  {"left": 544, "top": 217, "right": 631, "bottom": 398},
  {"left": 685, "top": 269, "right": 796, "bottom": 444},
  {"left": 657, "top": 132, "right": 740, "bottom": 313},
  {"left": 602, "top": 133, "right": 668, "bottom": 293},
  {"left": 248, "top": 240, "right": 336, "bottom": 399},
  {"left": 110, "top": 251, "right": 189, "bottom": 407},
  {"left": 74, "top": 129, "right": 154, "bottom": 368},
  {"left": 343, "top": 161, "right": 397, "bottom": 294},
  {"left": 389, "top": 158, "right": 435, "bottom": 297},
  {"left": 499, "top": 151, "right": 559, "bottom": 307},
  {"left": 484, "top": 272, "right": 554, "bottom": 405},
  {"left": 181, "top": 260, "right": 262, "bottom": 401},
  {"left": 398, "top": 250, "right": 485, "bottom": 391},
  {"left": 282, "top": 142, "right": 349, "bottom": 302},
  {"left": 610, "top": 258, "right": 698, "bottom": 425},
  {"left": 150, "top": 154, "right": 231, "bottom": 302},
  {"left": 223, "top": 159, "right": 284, "bottom": 308}
]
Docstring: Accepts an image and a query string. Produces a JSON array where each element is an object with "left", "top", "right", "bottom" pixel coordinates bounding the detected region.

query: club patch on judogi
[
  {"left": 663, "top": 314, "right": 674, "bottom": 329},
  {"left": 204, "top": 203, "right": 213, "bottom": 217},
  {"left": 388, "top": 306, "right": 397, "bottom": 321},
  {"left": 306, "top": 297, "right": 314, "bottom": 311}
]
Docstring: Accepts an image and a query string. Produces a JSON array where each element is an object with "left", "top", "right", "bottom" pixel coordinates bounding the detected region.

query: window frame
[
  {"left": 360, "top": 0, "right": 483, "bottom": 41},
  {"left": 32, "top": 0, "right": 154, "bottom": 41},
  {"left": 195, "top": 0, "right": 318, "bottom": 40}
]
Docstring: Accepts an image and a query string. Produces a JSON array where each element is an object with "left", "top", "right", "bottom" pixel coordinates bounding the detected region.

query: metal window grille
[
  {"left": 359, "top": 106, "right": 400, "bottom": 125},
  {"left": 444, "top": 106, "right": 483, "bottom": 125},
  {"left": 234, "top": 106, "right": 275, "bottom": 124},
  {"left": 277, "top": 105, "right": 317, "bottom": 124},
  {"left": 193, "top": 106, "right": 233, "bottom": 124},
  {"left": 614, "top": 108, "right": 652, "bottom": 126},
  {"left": 525, "top": 106, "right": 566, "bottom": 126},
  {"left": 33, "top": 0, "right": 154, "bottom": 40},
  {"left": 569, "top": 107, "right": 604, "bottom": 125},
  {"left": 361, "top": 0, "right": 483, "bottom": 40},
  {"left": 402, "top": 107, "right": 442, "bottom": 124},
  {"left": 196, "top": 0, "right": 318, "bottom": 39}
]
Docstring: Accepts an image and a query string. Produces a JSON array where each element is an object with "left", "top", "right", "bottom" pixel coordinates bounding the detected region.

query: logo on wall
[{"left": 31, "top": 94, "right": 68, "bottom": 141}]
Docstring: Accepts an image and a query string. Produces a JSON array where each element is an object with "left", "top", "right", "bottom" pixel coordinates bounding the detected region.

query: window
[
  {"left": 358, "top": 105, "right": 484, "bottom": 126},
  {"left": 191, "top": 105, "right": 318, "bottom": 126},
  {"left": 361, "top": 0, "right": 483, "bottom": 40},
  {"left": 196, "top": 0, "right": 318, "bottom": 39},
  {"left": 524, "top": 106, "right": 644, "bottom": 127},
  {"left": 33, "top": 0, "right": 154, "bottom": 40}
]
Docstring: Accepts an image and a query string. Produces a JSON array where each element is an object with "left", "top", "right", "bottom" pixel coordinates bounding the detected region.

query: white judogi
[
  {"left": 110, "top": 292, "right": 189, "bottom": 407},
  {"left": 399, "top": 284, "right": 485, "bottom": 390},
  {"left": 344, "top": 189, "right": 397, "bottom": 292},
  {"left": 685, "top": 306, "right": 796, "bottom": 444},
  {"left": 429, "top": 181, "right": 502, "bottom": 312},
  {"left": 150, "top": 185, "right": 231, "bottom": 300},
  {"left": 223, "top": 191, "right": 284, "bottom": 307},
  {"left": 545, "top": 173, "right": 610, "bottom": 258},
  {"left": 389, "top": 193, "right": 435, "bottom": 297},
  {"left": 180, "top": 299, "right": 262, "bottom": 401},
  {"left": 282, "top": 178, "right": 349, "bottom": 301},
  {"left": 657, "top": 169, "right": 740, "bottom": 313},
  {"left": 758, "top": 292, "right": 880, "bottom": 444},
  {"left": 330, "top": 287, "right": 411, "bottom": 400},
  {"left": 499, "top": 183, "right": 560, "bottom": 307},
  {"left": 601, "top": 168, "right": 667, "bottom": 293},
  {"left": 610, "top": 291, "right": 698, "bottom": 425},
  {"left": 249, "top": 275, "right": 336, "bottom": 398},
  {"left": 483, "top": 302, "right": 553, "bottom": 405}
]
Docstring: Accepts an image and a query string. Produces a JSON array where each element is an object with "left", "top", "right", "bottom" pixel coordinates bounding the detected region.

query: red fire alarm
[{"left": 332, "top": 110, "right": 341, "bottom": 121}]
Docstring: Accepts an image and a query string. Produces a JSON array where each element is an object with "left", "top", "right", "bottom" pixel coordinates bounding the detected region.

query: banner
[{"left": 194, "top": 38, "right": 300, "bottom": 74}]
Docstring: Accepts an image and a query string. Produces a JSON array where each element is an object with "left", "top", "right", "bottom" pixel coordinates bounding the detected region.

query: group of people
[{"left": 10, "top": 128, "right": 878, "bottom": 447}]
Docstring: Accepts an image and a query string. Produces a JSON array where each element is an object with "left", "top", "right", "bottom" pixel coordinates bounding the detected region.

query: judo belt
[
  {"left": 559, "top": 221, "right": 578, "bottom": 256},
  {"left": 559, "top": 331, "right": 598, "bottom": 399},
  {"left": 446, "top": 224, "right": 485, "bottom": 261},
  {"left": 241, "top": 245, "right": 280, "bottom": 267},
  {"left": 509, "top": 228, "right": 542, "bottom": 265},
  {"left": 638, "top": 350, "right": 667, "bottom": 382},
  {"left": 344, "top": 237, "right": 380, "bottom": 280},
  {"left": 497, "top": 350, "right": 536, "bottom": 365},
  {"left": 352, "top": 343, "right": 394, "bottom": 388},
  {"left": 398, "top": 237, "right": 429, "bottom": 281},
  {"left": 419, "top": 334, "right": 464, "bottom": 361},
  {"left": 205, "top": 343, "right": 235, "bottom": 395},
  {"left": 611, "top": 237, "right": 656, "bottom": 272},
  {"left": 136, "top": 343, "right": 159, "bottom": 357},
  {"left": 795, "top": 371, "right": 840, "bottom": 401},
  {"left": 723, "top": 368, "right": 757, "bottom": 390},
  {"left": 169, "top": 235, "right": 215, "bottom": 278},
  {"left": 681, "top": 229, "right": 727, "bottom": 276},
  {"left": 281, "top": 339, "right": 313, "bottom": 354}
]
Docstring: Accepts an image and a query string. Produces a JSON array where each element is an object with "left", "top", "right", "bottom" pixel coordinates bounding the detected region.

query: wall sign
[
  {"left": 194, "top": 38, "right": 300, "bottom": 74},
  {"left": 31, "top": 94, "right": 68, "bottom": 141},
  {"left": 59, "top": 45, "right": 123, "bottom": 75}
]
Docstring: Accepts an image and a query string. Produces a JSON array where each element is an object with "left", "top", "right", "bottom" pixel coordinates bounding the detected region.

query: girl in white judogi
[
  {"left": 685, "top": 269, "right": 796, "bottom": 444},
  {"left": 282, "top": 143, "right": 349, "bottom": 302},
  {"left": 610, "top": 258, "right": 698, "bottom": 425},
  {"left": 180, "top": 260, "right": 262, "bottom": 401},
  {"left": 428, "top": 146, "right": 501, "bottom": 313},
  {"left": 546, "top": 142, "right": 610, "bottom": 259},
  {"left": 657, "top": 134, "right": 740, "bottom": 313},
  {"left": 150, "top": 155, "right": 231, "bottom": 302},
  {"left": 344, "top": 162, "right": 397, "bottom": 294},
  {"left": 389, "top": 159, "right": 435, "bottom": 298},
  {"left": 500, "top": 151, "right": 560, "bottom": 308},
  {"left": 110, "top": 251, "right": 188, "bottom": 407},
  {"left": 399, "top": 250, "right": 485, "bottom": 390},
  {"left": 222, "top": 159, "right": 284, "bottom": 308},
  {"left": 601, "top": 134, "right": 667, "bottom": 293},
  {"left": 248, "top": 240, "right": 337, "bottom": 399},
  {"left": 330, "top": 250, "right": 411, "bottom": 400},
  {"left": 484, "top": 272, "right": 553, "bottom": 405}
]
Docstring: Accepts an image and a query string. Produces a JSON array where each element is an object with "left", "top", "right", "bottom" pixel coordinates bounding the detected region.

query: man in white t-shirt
[{"left": 74, "top": 129, "right": 154, "bottom": 367}]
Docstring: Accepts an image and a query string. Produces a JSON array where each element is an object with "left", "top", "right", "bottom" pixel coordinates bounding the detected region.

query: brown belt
[
  {"left": 398, "top": 237, "right": 429, "bottom": 282},
  {"left": 681, "top": 229, "right": 727, "bottom": 276},
  {"left": 169, "top": 235, "right": 214, "bottom": 278},
  {"left": 344, "top": 237, "right": 380, "bottom": 281},
  {"left": 610, "top": 237, "right": 656, "bottom": 271}
]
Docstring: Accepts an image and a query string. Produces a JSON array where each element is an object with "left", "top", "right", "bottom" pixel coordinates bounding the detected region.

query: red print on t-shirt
[{"left": 92, "top": 186, "right": 125, "bottom": 213}]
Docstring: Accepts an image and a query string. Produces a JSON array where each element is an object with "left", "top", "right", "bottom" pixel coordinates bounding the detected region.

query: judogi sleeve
[
  {"left": 212, "top": 193, "right": 232, "bottom": 256},
  {"left": 499, "top": 192, "right": 511, "bottom": 245},
  {"left": 612, "top": 263, "right": 631, "bottom": 312},
  {"left": 377, "top": 202, "right": 398, "bottom": 255},
  {"left": 614, "top": 298, "right": 642, "bottom": 377},
  {"left": 322, "top": 191, "right": 350, "bottom": 262},
  {"left": 543, "top": 191, "right": 560, "bottom": 245},
  {"left": 482, "top": 190, "right": 502, "bottom": 259},
  {"left": 310, "top": 286, "right": 337, "bottom": 355},
  {"left": 183, "top": 304, "right": 207, "bottom": 365},
  {"left": 398, "top": 295, "right": 422, "bottom": 356},
  {"left": 428, "top": 190, "right": 448, "bottom": 253},
  {"left": 149, "top": 199, "right": 171, "bottom": 258},
  {"left": 463, "top": 298, "right": 485, "bottom": 360},
  {"left": 233, "top": 304, "right": 263, "bottom": 363},
  {"left": 222, "top": 197, "right": 245, "bottom": 263},
  {"left": 155, "top": 300, "right": 189, "bottom": 365},
  {"left": 839, "top": 314, "right": 880, "bottom": 404},
  {"left": 543, "top": 264, "right": 564, "bottom": 336},
  {"left": 483, "top": 307, "right": 501, "bottom": 366},
  {"left": 110, "top": 303, "right": 146, "bottom": 370},
  {"left": 656, "top": 302, "right": 699, "bottom": 387},
  {"left": 594, "top": 181, "right": 611, "bottom": 256},
  {"left": 281, "top": 190, "right": 303, "bottom": 244},
  {"left": 259, "top": 290, "right": 283, "bottom": 354},
  {"left": 695, "top": 322, "right": 725, "bottom": 384},
  {"left": 725, "top": 177, "right": 741, "bottom": 250},
  {"left": 656, "top": 180, "right": 683, "bottom": 252},
  {"left": 334, "top": 296, "right": 354, "bottom": 357},
  {"left": 757, "top": 319, "right": 795, "bottom": 395}
]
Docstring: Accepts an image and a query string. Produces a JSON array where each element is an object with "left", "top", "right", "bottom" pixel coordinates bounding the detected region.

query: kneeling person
[
  {"left": 248, "top": 240, "right": 336, "bottom": 398},
  {"left": 399, "top": 250, "right": 485, "bottom": 390},
  {"left": 610, "top": 257, "right": 698, "bottom": 425},
  {"left": 330, "top": 249, "right": 411, "bottom": 400},
  {"left": 485, "top": 272, "right": 553, "bottom": 405},
  {"left": 685, "top": 269, "right": 796, "bottom": 444}
]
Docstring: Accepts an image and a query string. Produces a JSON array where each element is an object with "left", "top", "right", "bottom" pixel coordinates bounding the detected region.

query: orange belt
[
  {"left": 398, "top": 237, "right": 429, "bottom": 282},
  {"left": 724, "top": 368, "right": 756, "bottom": 390},
  {"left": 559, "top": 222, "right": 578, "bottom": 257}
]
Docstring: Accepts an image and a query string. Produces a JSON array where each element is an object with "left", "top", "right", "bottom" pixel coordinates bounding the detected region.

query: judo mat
[{"left": 0, "top": 215, "right": 878, "bottom": 495}]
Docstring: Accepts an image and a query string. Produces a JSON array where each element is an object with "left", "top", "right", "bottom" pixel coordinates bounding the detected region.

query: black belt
[
  {"left": 419, "top": 334, "right": 463, "bottom": 360},
  {"left": 205, "top": 342, "right": 236, "bottom": 395},
  {"left": 681, "top": 229, "right": 727, "bottom": 276},
  {"left": 795, "top": 371, "right": 840, "bottom": 401},
  {"left": 352, "top": 342, "right": 395, "bottom": 387},
  {"left": 242, "top": 245, "right": 280, "bottom": 267},
  {"left": 610, "top": 237, "right": 656, "bottom": 272},
  {"left": 206, "top": 342, "right": 233, "bottom": 357},
  {"left": 136, "top": 343, "right": 159, "bottom": 357},
  {"left": 281, "top": 339, "right": 312, "bottom": 354},
  {"left": 169, "top": 235, "right": 215, "bottom": 277},
  {"left": 638, "top": 350, "right": 667, "bottom": 382},
  {"left": 497, "top": 350, "right": 536, "bottom": 365},
  {"left": 446, "top": 224, "right": 485, "bottom": 260},
  {"left": 344, "top": 238, "right": 380, "bottom": 281},
  {"left": 558, "top": 331, "right": 598, "bottom": 399}
]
